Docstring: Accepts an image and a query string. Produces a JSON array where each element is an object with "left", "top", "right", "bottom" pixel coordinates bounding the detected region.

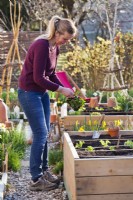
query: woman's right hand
[{"left": 57, "top": 86, "right": 74, "bottom": 98}]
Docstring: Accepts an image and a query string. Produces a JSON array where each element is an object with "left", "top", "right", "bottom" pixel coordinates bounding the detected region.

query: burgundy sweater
[{"left": 19, "top": 39, "right": 63, "bottom": 92}]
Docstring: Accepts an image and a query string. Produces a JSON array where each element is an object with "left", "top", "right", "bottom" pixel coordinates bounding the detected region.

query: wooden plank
[
  {"left": 63, "top": 115, "right": 129, "bottom": 125},
  {"left": 68, "top": 130, "right": 133, "bottom": 137},
  {"left": 63, "top": 132, "right": 78, "bottom": 200},
  {"left": 63, "top": 132, "right": 79, "bottom": 159},
  {"left": 76, "top": 176, "right": 133, "bottom": 195},
  {"left": 75, "top": 158, "right": 133, "bottom": 176},
  {"left": 63, "top": 115, "right": 99, "bottom": 127},
  {"left": 68, "top": 130, "right": 108, "bottom": 136},
  {"left": 77, "top": 194, "right": 133, "bottom": 200}
]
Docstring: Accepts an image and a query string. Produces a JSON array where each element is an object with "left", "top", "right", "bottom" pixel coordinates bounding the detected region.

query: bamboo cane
[{"left": 1, "top": 0, "right": 22, "bottom": 105}]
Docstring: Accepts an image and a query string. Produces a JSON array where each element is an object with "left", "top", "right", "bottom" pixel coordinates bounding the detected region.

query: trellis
[
  {"left": 99, "top": 0, "right": 128, "bottom": 103},
  {"left": 0, "top": 0, "right": 22, "bottom": 105}
]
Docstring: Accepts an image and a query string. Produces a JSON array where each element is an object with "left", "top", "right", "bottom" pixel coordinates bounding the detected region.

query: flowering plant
[
  {"left": 73, "top": 116, "right": 106, "bottom": 132},
  {"left": 0, "top": 123, "right": 6, "bottom": 132},
  {"left": 73, "top": 118, "right": 131, "bottom": 132}
]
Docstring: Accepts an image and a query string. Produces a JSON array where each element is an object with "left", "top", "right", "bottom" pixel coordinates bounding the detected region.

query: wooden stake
[{"left": 65, "top": 71, "right": 86, "bottom": 99}]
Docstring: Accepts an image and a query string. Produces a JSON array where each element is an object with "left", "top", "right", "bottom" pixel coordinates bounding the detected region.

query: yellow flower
[
  {"left": 78, "top": 126, "right": 85, "bottom": 132},
  {"left": 115, "top": 120, "right": 121, "bottom": 126},
  {"left": 102, "top": 121, "right": 106, "bottom": 129}
]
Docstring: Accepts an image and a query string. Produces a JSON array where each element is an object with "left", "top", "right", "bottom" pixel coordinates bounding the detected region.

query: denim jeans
[{"left": 18, "top": 88, "right": 50, "bottom": 180}]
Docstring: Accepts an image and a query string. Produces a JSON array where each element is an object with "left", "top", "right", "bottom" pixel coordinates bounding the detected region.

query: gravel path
[{"left": 4, "top": 145, "right": 68, "bottom": 200}]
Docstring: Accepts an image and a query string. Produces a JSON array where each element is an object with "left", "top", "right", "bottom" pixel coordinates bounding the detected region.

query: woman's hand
[{"left": 57, "top": 86, "right": 74, "bottom": 98}]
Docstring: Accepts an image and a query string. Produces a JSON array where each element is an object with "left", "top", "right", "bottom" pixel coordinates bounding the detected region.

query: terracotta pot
[
  {"left": 5, "top": 121, "right": 13, "bottom": 129},
  {"left": 50, "top": 114, "right": 57, "bottom": 123},
  {"left": 89, "top": 97, "right": 98, "bottom": 108},
  {"left": 108, "top": 127, "right": 119, "bottom": 137},
  {"left": 107, "top": 97, "right": 117, "bottom": 108},
  {"left": 0, "top": 99, "right": 8, "bottom": 123}
]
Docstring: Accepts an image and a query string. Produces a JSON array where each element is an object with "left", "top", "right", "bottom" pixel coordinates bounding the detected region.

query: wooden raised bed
[
  {"left": 62, "top": 115, "right": 133, "bottom": 131},
  {"left": 64, "top": 131, "right": 133, "bottom": 200}
]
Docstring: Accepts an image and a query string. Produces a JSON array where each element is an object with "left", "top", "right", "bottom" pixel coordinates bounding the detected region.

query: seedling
[
  {"left": 85, "top": 146, "right": 95, "bottom": 152},
  {"left": 124, "top": 140, "right": 133, "bottom": 149},
  {"left": 109, "top": 146, "right": 115, "bottom": 151},
  {"left": 75, "top": 140, "right": 85, "bottom": 148},
  {"left": 100, "top": 139, "right": 111, "bottom": 148}
]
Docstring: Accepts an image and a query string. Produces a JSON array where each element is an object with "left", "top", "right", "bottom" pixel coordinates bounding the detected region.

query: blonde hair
[{"left": 36, "top": 15, "right": 77, "bottom": 40}]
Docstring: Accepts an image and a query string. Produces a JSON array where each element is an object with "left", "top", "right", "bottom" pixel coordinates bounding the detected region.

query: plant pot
[
  {"left": 5, "top": 121, "right": 13, "bottom": 129},
  {"left": 108, "top": 127, "right": 119, "bottom": 137},
  {"left": 89, "top": 97, "right": 98, "bottom": 108},
  {"left": 67, "top": 96, "right": 85, "bottom": 111},
  {"left": 107, "top": 97, "right": 117, "bottom": 107},
  {"left": 50, "top": 114, "right": 57, "bottom": 123},
  {"left": 0, "top": 99, "right": 8, "bottom": 123}
]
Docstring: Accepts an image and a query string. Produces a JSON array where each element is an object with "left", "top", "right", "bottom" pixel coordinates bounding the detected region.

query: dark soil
[
  {"left": 71, "top": 134, "right": 133, "bottom": 158},
  {"left": 82, "top": 104, "right": 133, "bottom": 115}
]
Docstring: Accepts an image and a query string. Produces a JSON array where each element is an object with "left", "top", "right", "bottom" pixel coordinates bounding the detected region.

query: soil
[
  {"left": 71, "top": 134, "right": 133, "bottom": 158},
  {"left": 82, "top": 104, "right": 133, "bottom": 115}
]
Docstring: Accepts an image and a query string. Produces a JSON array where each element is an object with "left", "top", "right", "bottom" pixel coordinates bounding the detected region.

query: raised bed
[
  {"left": 64, "top": 131, "right": 133, "bottom": 200},
  {"left": 62, "top": 115, "right": 133, "bottom": 131}
]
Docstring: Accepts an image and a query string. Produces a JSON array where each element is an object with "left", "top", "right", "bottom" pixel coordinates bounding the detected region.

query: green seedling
[
  {"left": 75, "top": 140, "right": 85, "bottom": 148},
  {"left": 100, "top": 139, "right": 111, "bottom": 148},
  {"left": 109, "top": 146, "right": 115, "bottom": 151},
  {"left": 85, "top": 146, "right": 95, "bottom": 152},
  {"left": 124, "top": 140, "right": 133, "bottom": 149}
]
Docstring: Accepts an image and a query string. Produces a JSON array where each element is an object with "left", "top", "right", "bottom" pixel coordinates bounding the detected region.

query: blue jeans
[{"left": 18, "top": 89, "right": 50, "bottom": 181}]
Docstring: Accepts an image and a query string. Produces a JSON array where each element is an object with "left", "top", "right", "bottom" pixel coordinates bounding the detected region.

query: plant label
[{"left": 92, "top": 131, "right": 100, "bottom": 139}]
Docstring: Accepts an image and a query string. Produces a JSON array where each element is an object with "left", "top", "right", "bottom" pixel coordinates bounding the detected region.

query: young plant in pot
[
  {"left": 66, "top": 90, "right": 86, "bottom": 111},
  {"left": 67, "top": 96, "right": 85, "bottom": 111}
]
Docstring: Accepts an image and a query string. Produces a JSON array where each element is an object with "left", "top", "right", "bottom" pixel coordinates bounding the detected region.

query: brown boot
[
  {"left": 29, "top": 176, "right": 57, "bottom": 191},
  {"left": 43, "top": 170, "right": 60, "bottom": 184}
]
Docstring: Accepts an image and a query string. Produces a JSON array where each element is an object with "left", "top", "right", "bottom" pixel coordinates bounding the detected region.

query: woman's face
[{"left": 55, "top": 31, "right": 74, "bottom": 46}]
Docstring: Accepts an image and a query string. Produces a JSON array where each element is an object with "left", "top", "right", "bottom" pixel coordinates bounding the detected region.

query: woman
[{"left": 18, "top": 15, "right": 77, "bottom": 191}]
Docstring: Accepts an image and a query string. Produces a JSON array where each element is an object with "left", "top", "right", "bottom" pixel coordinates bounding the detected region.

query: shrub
[
  {"left": 48, "top": 149, "right": 63, "bottom": 174},
  {"left": 8, "top": 149, "right": 21, "bottom": 171},
  {"left": 1, "top": 128, "right": 27, "bottom": 171}
]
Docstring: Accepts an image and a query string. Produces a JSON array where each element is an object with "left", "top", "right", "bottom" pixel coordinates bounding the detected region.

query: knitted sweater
[{"left": 18, "top": 39, "right": 63, "bottom": 92}]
